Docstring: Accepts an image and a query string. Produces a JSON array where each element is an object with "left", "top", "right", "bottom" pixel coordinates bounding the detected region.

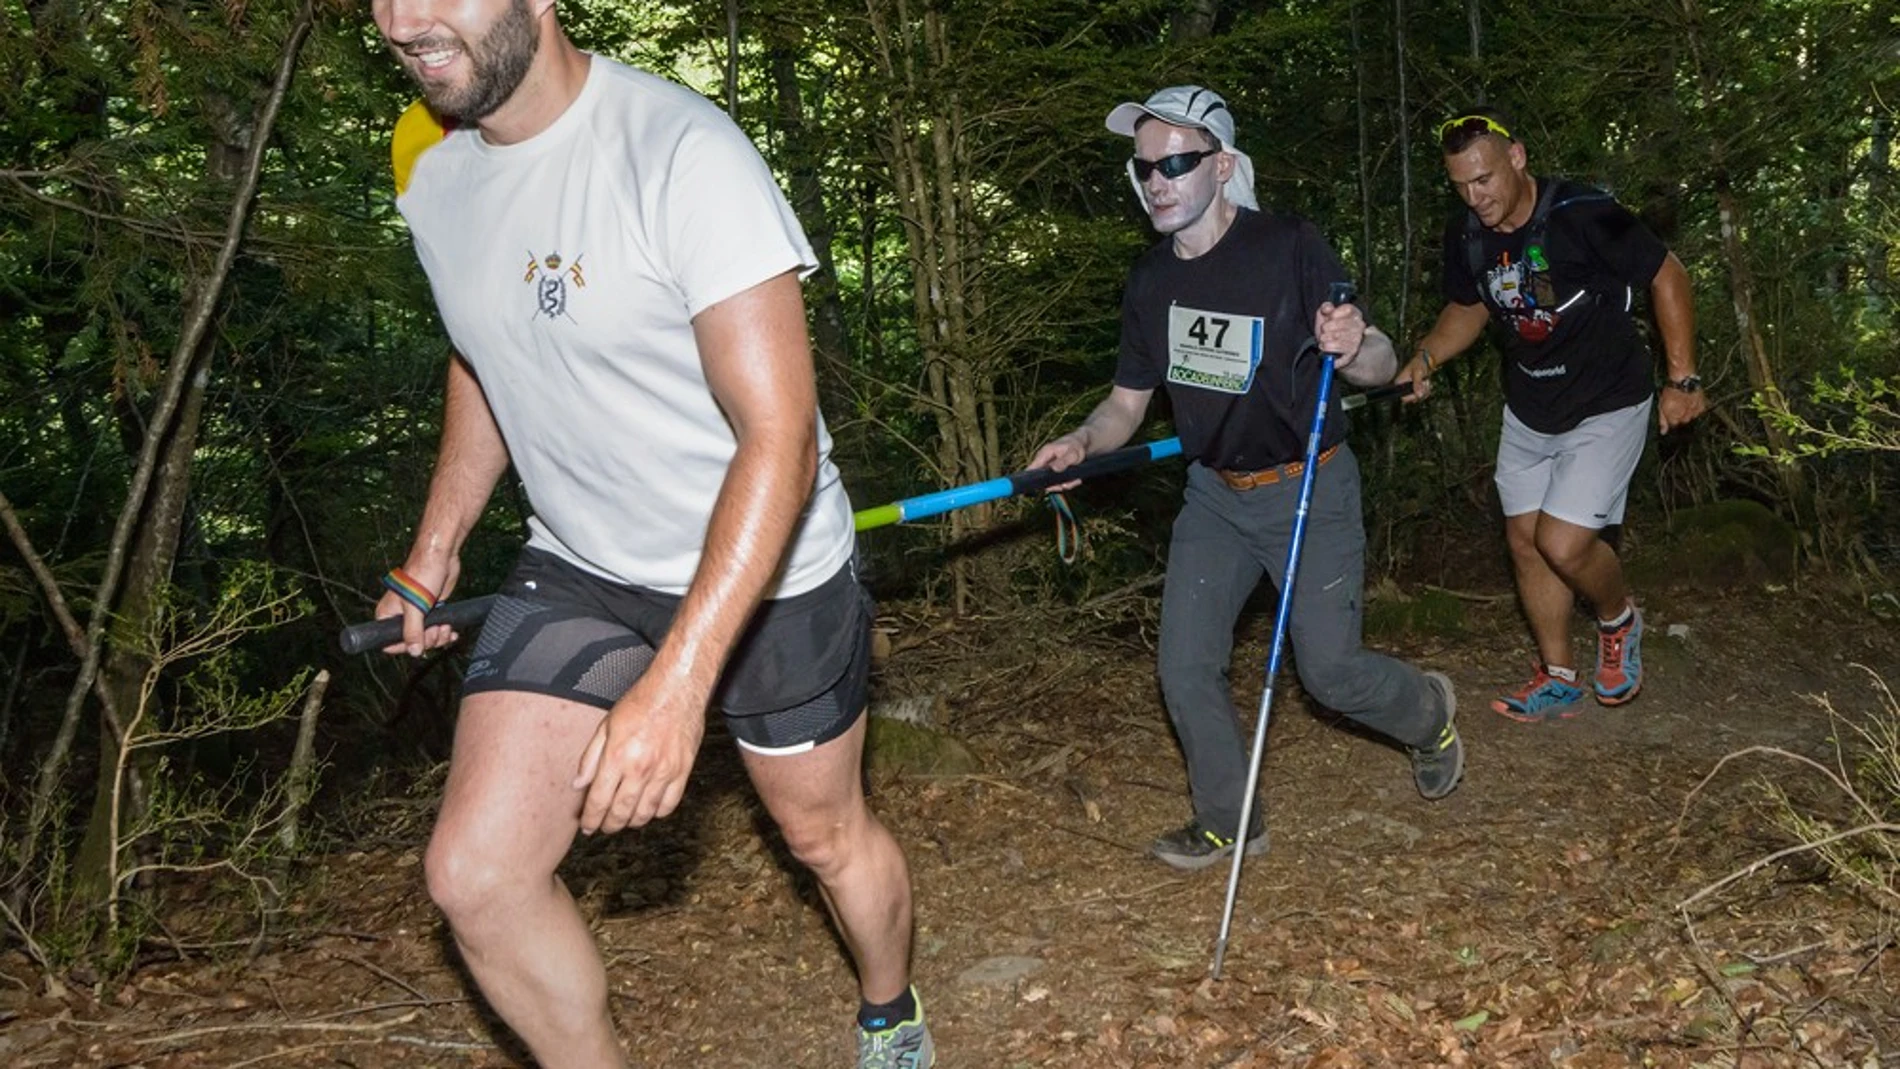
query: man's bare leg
[
  {"left": 1505, "top": 511, "right": 1579, "bottom": 670},
  {"left": 741, "top": 714, "right": 913, "bottom": 1003},
  {"left": 424, "top": 691, "right": 626, "bottom": 1069},
  {"left": 1531, "top": 512, "right": 1631, "bottom": 618},
  {"left": 1507, "top": 510, "right": 1635, "bottom": 667}
]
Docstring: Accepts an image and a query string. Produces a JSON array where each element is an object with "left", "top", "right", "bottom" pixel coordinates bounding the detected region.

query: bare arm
[
  {"left": 377, "top": 352, "right": 510, "bottom": 653},
  {"left": 1336, "top": 326, "right": 1398, "bottom": 387},
  {"left": 1312, "top": 297, "right": 1396, "bottom": 387},
  {"left": 575, "top": 269, "right": 820, "bottom": 833},
  {"left": 1028, "top": 384, "right": 1154, "bottom": 478},
  {"left": 1650, "top": 252, "right": 1704, "bottom": 433},
  {"left": 1395, "top": 301, "right": 1491, "bottom": 403}
]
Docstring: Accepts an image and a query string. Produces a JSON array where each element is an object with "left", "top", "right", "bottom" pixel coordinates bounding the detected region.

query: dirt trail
[{"left": 3, "top": 586, "right": 1896, "bottom": 1067}]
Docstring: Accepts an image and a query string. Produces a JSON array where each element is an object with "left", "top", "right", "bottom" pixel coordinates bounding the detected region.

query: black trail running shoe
[
  {"left": 1150, "top": 819, "right": 1269, "bottom": 871},
  {"left": 856, "top": 989, "right": 935, "bottom": 1069},
  {"left": 1411, "top": 670, "right": 1464, "bottom": 800}
]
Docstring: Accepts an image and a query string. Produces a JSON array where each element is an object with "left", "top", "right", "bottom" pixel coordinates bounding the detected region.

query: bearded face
[{"left": 383, "top": 0, "right": 540, "bottom": 124}]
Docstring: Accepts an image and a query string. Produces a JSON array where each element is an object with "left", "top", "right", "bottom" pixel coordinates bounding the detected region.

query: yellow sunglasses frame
[{"left": 1435, "top": 114, "right": 1514, "bottom": 144}]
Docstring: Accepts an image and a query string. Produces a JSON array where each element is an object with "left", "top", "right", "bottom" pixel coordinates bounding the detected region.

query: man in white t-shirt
[{"left": 369, "top": 1, "right": 932, "bottom": 1066}]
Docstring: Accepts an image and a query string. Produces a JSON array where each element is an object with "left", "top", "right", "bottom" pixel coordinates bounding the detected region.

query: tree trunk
[
  {"left": 724, "top": 0, "right": 740, "bottom": 119},
  {"left": 1393, "top": 0, "right": 1414, "bottom": 341},
  {"left": 1869, "top": 115, "right": 1891, "bottom": 300},
  {"left": 73, "top": 350, "right": 212, "bottom": 906},
  {"left": 866, "top": 0, "right": 1001, "bottom": 614},
  {"left": 1350, "top": 1, "right": 1373, "bottom": 299},
  {"left": 1170, "top": 0, "right": 1218, "bottom": 42},
  {"left": 1466, "top": 0, "right": 1484, "bottom": 103},
  {"left": 1676, "top": 0, "right": 1805, "bottom": 512},
  {"left": 769, "top": 45, "right": 856, "bottom": 385}
]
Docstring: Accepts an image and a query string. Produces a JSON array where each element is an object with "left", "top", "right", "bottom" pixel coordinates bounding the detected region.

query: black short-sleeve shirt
[
  {"left": 1115, "top": 208, "right": 1354, "bottom": 470},
  {"left": 1441, "top": 177, "right": 1668, "bottom": 433}
]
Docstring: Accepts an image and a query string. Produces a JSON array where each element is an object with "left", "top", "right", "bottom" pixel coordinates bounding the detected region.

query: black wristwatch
[{"left": 1665, "top": 374, "right": 1703, "bottom": 393}]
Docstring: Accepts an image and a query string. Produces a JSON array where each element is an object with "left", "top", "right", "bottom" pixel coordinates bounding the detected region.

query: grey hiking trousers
[{"left": 1156, "top": 445, "right": 1437, "bottom": 839}]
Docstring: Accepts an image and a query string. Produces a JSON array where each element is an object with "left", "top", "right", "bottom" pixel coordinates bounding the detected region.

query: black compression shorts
[{"left": 462, "top": 547, "right": 873, "bottom": 755}]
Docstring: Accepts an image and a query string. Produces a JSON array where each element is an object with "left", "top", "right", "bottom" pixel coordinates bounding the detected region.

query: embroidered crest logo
[{"left": 523, "top": 250, "right": 586, "bottom": 321}]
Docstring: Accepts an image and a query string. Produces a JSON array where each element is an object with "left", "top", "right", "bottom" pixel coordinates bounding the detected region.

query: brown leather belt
[{"left": 1215, "top": 443, "right": 1340, "bottom": 491}]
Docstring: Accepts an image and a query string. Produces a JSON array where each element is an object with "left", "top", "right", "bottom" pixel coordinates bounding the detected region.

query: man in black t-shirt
[
  {"left": 1399, "top": 106, "right": 1705, "bottom": 722},
  {"left": 1030, "top": 85, "right": 1464, "bottom": 873}
]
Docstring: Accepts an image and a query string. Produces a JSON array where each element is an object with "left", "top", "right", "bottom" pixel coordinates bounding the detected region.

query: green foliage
[
  {"left": 1628, "top": 499, "right": 1798, "bottom": 588},
  {"left": 5, "top": 563, "right": 316, "bottom": 974},
  {"left": 1747, "top": 373, "right": 1900, "bottom": 460},
  {"left": 866, "top": 713, "right": 982, "bottom": 777},
  {"left": 1363, "top": 580, "right": 1468, "bottom": 640}
]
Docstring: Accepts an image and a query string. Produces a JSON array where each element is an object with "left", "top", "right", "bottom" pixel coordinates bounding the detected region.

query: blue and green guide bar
[
  {"left": 852, "top": 437, "right": 1185, "bottom": 532},
  {"left": 337, "top": 438, "right": 1182, "bottom": 655}
]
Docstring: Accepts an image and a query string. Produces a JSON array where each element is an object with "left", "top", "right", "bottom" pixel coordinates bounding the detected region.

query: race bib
[{"left": 1165, "top": 305, "right": 1264, "bottom": 394}]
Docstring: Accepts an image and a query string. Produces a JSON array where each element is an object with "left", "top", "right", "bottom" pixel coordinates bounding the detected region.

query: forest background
[{"left": 0, "top": 0, "right": 1893, "bottom": 971}]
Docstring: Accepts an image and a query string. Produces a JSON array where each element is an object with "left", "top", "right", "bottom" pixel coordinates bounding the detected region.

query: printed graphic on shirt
[
  {"left": 1165, "top": 304, "right": 1265, "bottom": 394},
  {"left": 1483, "top": 247, "right": 1572, "bottom": 343},
  {"left": 523, "top": 250, "right": 586, "bottom": 322}
]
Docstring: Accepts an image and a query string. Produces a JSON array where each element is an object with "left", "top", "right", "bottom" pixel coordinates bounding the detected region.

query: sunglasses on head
[
  {"left": 1131, "top": 148, "right": 1220, "bottom": 182},
  {"left": 1435, "top": 114, "right": 1513, "bottom": 146}
]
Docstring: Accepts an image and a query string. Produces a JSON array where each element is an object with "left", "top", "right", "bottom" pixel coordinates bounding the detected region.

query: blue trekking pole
[{"left": 1209, "top": 281, "right": 1356, "bottom": 980}]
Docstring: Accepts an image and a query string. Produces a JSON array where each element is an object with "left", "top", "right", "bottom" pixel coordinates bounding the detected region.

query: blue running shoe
[
  {"left": 1594, "top": 605, "right": 1643, "bottom": 705},
  {"left": 1490, "top": 663, "right": 1586, "bottom": 722}
]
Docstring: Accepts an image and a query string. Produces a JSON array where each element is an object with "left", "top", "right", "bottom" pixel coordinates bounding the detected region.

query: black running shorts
[{"left": 462, "top": 547, "right": 873, "bottom": 755}]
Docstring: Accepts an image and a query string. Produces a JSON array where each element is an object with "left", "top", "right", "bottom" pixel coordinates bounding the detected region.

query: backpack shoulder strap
[
  {"left": 1535, "top": 180, "right": 1618, "bottom": 242},
  {"left": 1465, "top": 177, "right": 1566, "bottom": 281},
  {"left": 1536, "top": 181, "right": 1627, "bottom": 304},
  {"left": 1523, "top": 177, "right": 1562, "bottom": 241}
]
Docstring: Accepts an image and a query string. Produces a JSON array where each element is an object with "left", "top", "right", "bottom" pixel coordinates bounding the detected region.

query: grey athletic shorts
[
  {"left": 462, "top": 547, "right": 873, "bottom": 756},
  {"left": 1494, "top": 398, "right": 1652, "bottom": 529}
]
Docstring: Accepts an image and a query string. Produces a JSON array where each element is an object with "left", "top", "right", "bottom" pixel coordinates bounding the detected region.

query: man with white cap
[{"left": 1029, "top": 86, "right": 1464, "bottom": 871}]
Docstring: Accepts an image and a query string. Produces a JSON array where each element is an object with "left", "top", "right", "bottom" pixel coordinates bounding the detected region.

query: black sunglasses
[{"left": 1131, "top": 148, "right": 1219, "bottom": 182}]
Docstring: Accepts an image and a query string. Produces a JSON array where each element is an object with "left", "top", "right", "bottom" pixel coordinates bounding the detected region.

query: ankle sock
[
  {"left": 859, "top": 986, "right": 918, "bottom": 1031},
  {"left": 1546, "top": 664, "right": 1579, "bottom": 683},
  {"left": 1598, "top": 604, "right": 1634, "bottom": 631}
]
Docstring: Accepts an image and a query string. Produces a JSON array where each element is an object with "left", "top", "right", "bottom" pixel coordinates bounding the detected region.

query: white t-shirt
[{"left": 395, "top": 55, "right": 854, "bottom": 597}]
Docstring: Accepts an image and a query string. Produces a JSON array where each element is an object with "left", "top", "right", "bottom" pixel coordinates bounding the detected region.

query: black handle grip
[
  {"left": 1340, "top": 380, "right": 1417, "bottom": 410},
  {"left": 1010, "top": 441, "right": 1168, "bottom": 496},
  {"left": 1320, "top": 281, "right": 1360, "bottom": 362},
  {"left": 338, "top": 595, "right": 498, "bottom": 656}
]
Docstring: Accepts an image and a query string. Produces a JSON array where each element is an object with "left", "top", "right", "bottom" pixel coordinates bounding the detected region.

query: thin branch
[
  {"left": 1676, "top": 821, "right": 1900, "bottom": 913},
  {"left": 0, "top": 893, "right": 54, "bottom": 979},
  {"left": 0, "top": 486, "right": 130, "bottom": 739},
  {"left": 277, "top": 669, "right": 329, "bottom": 853},
  {"left": 332, "top": 952, "right": 436, "bottom": 1003},
  {"left": 131, "top": 1008, "right": 423, "bottom": 1045},
  {"left": 0, "top": 486, "right": 86, "bottom": 654},
  {"left": 3, "top": 174, "right": 227, "bottom": 248}
]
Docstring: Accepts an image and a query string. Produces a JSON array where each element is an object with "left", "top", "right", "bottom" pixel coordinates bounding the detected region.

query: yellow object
[
  {"left": 391, "top": 100, "right": 449, "bottom": 196},
  {"left": 1434, "top": 113, "right": 1513, "bottom": 144}
]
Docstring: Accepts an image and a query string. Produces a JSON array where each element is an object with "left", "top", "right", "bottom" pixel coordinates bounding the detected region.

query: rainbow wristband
[{"left": 381, "top": 568, "right": 437, "bottom": 614}]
